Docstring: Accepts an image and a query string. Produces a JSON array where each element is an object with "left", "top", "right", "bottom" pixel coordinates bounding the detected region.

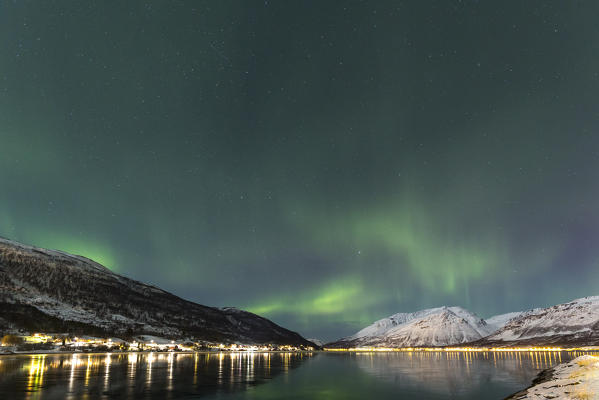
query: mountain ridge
[
  {"left": 0, "top": 237, "right": 316, "bottom": 347},
  {"left": 472, "top": 296, "right": 599, "bottom": 347},
  {"left": 327, "top": 297, "right": 599, "bottom": 348},
  {"left": 326, "top": 306, "right": 493, "bottom": 348}
]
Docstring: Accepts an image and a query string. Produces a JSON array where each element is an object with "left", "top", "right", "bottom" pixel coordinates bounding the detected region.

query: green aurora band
[{"left": 1, "top": 1, "right": 599, "bottom": 340}]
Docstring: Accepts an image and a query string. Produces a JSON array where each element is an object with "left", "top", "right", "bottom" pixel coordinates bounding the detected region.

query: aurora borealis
[{"left": 1, "top": 1, "right": 599, "bottom": 341}]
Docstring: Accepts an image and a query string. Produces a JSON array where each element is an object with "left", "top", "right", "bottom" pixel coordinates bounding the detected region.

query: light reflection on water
[
  {"left": 0, "top": 351, "right": 308, "bottom": 400},
  {"left": 227, "top": 350, "right": 598, "bottom": 400},
  {"left": 351, "top": 350, "right": 568, "bottom": 397},
  {"left": 0, "top": 350, "right": 597, "bottom": 399}
]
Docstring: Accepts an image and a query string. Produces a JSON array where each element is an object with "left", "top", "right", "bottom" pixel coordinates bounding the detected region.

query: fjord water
[{"left": 0, "top": 351, "right": 594, "bottom": 399}]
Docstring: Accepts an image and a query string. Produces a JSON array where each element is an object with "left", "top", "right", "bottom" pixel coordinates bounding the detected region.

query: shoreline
[
  {"left": 504, "top": 367, "right": 556, "bottom": 400},
  {"left": 323, "top": 346, "right": 599, "bottom": 352},
  {"left": 504, "top": 355, "right": 599, "bottom": 399},
  {"left": 3, "top": 347, "right": 599, "bottom": 357},
  {"left": 0, "top": 349, "right": 320, "bottom": 357}
]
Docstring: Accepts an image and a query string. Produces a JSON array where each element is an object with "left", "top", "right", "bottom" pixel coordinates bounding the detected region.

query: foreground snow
[{"left": 509, "top": 355, "right": 599, "bottom": 399}]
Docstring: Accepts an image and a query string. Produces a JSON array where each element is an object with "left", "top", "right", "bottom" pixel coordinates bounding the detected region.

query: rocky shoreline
[
  {"left": 505, "top": 367, "right": 556, "bottom": 399},
  {"left": 505, "top": 355, "right": 599, "bottom": 399}
]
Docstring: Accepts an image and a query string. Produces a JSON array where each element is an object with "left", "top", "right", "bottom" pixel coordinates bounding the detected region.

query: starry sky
[{"left": 1, "top": 1, "right": 599, "bottom": 341}]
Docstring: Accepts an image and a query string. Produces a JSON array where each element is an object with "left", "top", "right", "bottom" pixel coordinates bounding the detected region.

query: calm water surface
[{"left": 0, "top": 350, "right": 596, "bottom": 399}]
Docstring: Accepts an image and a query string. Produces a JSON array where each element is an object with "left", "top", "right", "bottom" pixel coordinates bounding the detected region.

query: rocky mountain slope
[
  {"left": 473, "top": 296, "right": 599, "bottom": 347},
  {"left": 0, "top": 237, "right": 315, "bottom": 347},
  {"left": 326, "top": 306, "right": 493, "bottom": 348}
]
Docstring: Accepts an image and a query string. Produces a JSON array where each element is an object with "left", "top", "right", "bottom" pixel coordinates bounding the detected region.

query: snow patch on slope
[{"left": 485, "top": 311, "right": 529, "bottom": 332}]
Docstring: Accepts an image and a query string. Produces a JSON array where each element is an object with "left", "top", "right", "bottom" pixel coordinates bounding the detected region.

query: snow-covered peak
[
  {"left": 446, "top": 306, "right": 493, "bottom": 337},
  {"left": 349, "top": 307, "right": 444, "bottom": 340},
  {"left": 480, "top": 295, "right": 599, "bottom": 346},
  {"left": 380, "top": 308, "right": 490, "bottom": 347},
  {"left": 330, "top": 305, "right": 491, "bottom": 348},
  {"left": 349, "top": 306, "right": 489, "bottom": 341}
]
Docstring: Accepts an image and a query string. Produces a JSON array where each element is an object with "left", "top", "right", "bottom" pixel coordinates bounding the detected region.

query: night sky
[{"left": 2, "top": 1, "right": 599, "bottom": 341}]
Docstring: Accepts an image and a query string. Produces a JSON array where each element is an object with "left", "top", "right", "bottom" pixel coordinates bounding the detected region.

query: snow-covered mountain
[
  {"left": 326, "top": 306, "right": 493, "bottom": 348},
  {"left": 485, "top": 311, "right": 530, "bottom": 332},
  {"left": 475, "top": 296, "right": 599, "bottom": 347},
  {"left": 0, "top": 237, "right": 316, "bottom": 347},
  {"left": 328, "top": 296, "right": 599, "bottom": 349}
]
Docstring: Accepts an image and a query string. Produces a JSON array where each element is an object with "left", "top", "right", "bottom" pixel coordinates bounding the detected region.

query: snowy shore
[{"left": 507, "top": 355, "right": 599, "bottom": 399}]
